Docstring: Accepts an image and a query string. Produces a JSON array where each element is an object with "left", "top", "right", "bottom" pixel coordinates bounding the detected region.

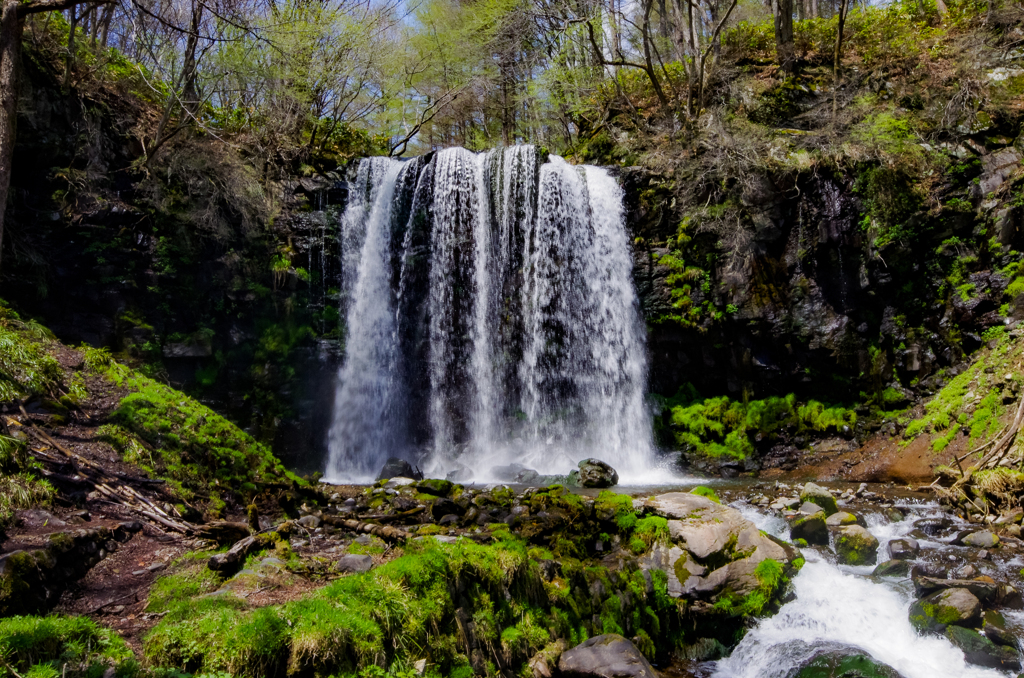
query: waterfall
[{"left": 324, "top": 146, "right": 656, "bottom": 483}]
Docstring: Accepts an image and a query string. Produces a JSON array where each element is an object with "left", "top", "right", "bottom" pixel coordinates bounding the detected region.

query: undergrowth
[{"left": 0, "top": 615, "right": 138, "bottom": 678}]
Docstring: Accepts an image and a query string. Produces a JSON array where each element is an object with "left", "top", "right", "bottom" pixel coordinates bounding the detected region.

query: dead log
[
  {"left": 196, "top": 521, "right": 251, "bottom": 545},
  {"left": 322, "top": 516, "right": 410, "bottom": 542}
]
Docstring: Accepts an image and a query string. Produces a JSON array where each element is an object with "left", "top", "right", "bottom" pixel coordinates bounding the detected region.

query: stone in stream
[
  {"left": 943, "top": 626, "right": 1022, "bottom": 670},
  {"left": 798, "top": 502, "right": 825, "bottom": 515},
  {"left": 913, "top": 517, "right": 952, "bottom": 536},
  {"left": 834, "top": 525, "right": 879, "bottom": 566},
  {"left": 912, "top": 576, "right": 999, "bottom": 603},
  {"left": 994, "top": 508, "right": 1024, "bottom": 525},
  {"left": 791, "top": 650, "right": 901, "bottom": 678},
  {"left": 887, "top": 538, "right": 920, "bottom": 560},
  {"left": 872, "top": 559, "right": 912, "bottom": 577},
  {"left": 981, "top": 609, "right": 1018, "bottom": 648},
  {"left": 640, "top": 493, "right": 800, "bottom": 601},
  {"left": 962, "top": 531, "right": 1000, "bottom": 548},
  {"left": 789, "top": 512, "right": 829, "bottom": 546},
  {"left": 910, "top": 562, "right": 947, "bottom": 580},
  {"left": 799, "top": 482, "right": 838, "bottom": 517},
  {"left": 909, "top": 587, "right": 982, "bottom": 633},
  {"left": 376, "top": 457, "right": 422, "bottom": 481},
  {"left": 557, "top": 634, "right": 657, "bottom": 678},
  {"left": 824, "top": 511, "right": 863, "bottom": 527},
  {"left": 576, "top": 459, "right": 618, "bottom": 488}
]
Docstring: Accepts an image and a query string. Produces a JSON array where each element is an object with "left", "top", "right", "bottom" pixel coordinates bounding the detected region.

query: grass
[
  {"left": 82, "top": 346, "right": 303, "bottom": 513},
  {"left": 0, "top": 302, "right": 63, "bottom": 405},
  {"left": 143, "top": 532, "right": 682, "bottom": 678},
  {"left": 0, "top": 615, "right": 137, "bottom": 678},
  {"left": 901, "top": 331, "right": 1021, "bottom": 452}
]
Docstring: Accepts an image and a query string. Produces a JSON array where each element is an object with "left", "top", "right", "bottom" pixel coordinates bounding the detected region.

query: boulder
[
  {"left": 377, "top": 457, "right": 422, "bottom": 481},
  {"left": 835, "top": 526, "right": 879, "bottom": 566},
  {"left": 994, "top": 509, "right": 1024, "bottom": 525},
  {"left": 641, "top": 493, "right": 799, "bottom": 601},
  {"left": 335, "top": 554, "right": 374, "bottom": 574},
  {"left": 872, "top": 559, "right": 911, "bottom": 577},
  {"left": 527, "top": 640, "right": 567, "bottom": 678},
  {"left": 577, "top": 459, "right": 618, "bottom": 488},
  {"left": 789, "top": 513, "right": 829, "bottom": 546},
  {"left": 417, "top": 478, "right": 453, "bottom": 496},
  {"left": 909, "top": 588, "right": 982, "bottom": 633},
  {"left": 558, "top": 634, "right": 657, "bottom": 678},
  {"left": 981, "top": 609, "right": 1017, "bottom": 648},
  {"left": 15, "top": 509, "right": 66, "bottom": 529},
  {"left": 910, "top": 562, "right": 946, "bottom": 580},
  {"left": 887, "top": 538, "right": 919, "bottom": 561},
  {"left": 912, "top": 576, "right": 999, "bottom": 603},
  {"left": 792, "top": 650, "right": 901, "bottom": 678},
  {"left": 799, "top": 483, "right": 838, "bottom": 517},
  {"left": 962, "top": 531, "right": 1000, "bottom": 548},
  {"left": 297, "top": 515, "right": 321, "bottom": 529},
  {"left": 944, "top": 626, "right": 1021, "bottom": 670},
  {"left": 799, "top": 502, "right": 825, "bottom": 515},
  {"left": 431, "top": 498, "right": 464, "bottom": 521},
  {"left": 824, "top": 511, "right": 861, "bottom": 527}
]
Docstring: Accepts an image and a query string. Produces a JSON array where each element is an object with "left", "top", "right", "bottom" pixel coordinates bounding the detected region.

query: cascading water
[
  {"left": 324, "top": 146, "right": 657, "bottom": 483},
  {"left": 716, "top": 500, "right": 1021, "bottom": 678}
]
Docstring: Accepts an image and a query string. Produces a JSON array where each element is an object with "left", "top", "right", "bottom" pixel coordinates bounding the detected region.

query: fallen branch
[{"left": 322, "top": 516, "right": 411, "bottom": 542}]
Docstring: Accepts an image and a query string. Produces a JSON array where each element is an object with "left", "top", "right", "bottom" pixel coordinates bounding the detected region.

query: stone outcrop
[{"left": 558, "top": 634, "right": 657, "bottom": 678}]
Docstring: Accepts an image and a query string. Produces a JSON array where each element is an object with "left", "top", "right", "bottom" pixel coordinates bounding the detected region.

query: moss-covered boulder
[
  {"left": 789, "top": 512, "right": 828, "bottom": 546},
  {"left": 981, "top": 609, "right": 1016, "bottom": 648},
  {"left": 944, "top": 625, "right": 1022, "bottom": 670},
  {"left": 799, "top": 483, "right": 838, "bottom": 517},
  {"left": 962, "top": 531, "right": 1000, "bottom": 548},
  {"left": 792, "top": 650, "right": 901, "bottom": 678},
  {"left": 834, "top": 525, "right": 879, "bottom": 566},
  {"left": 416, "top": 478, "right": 453, "bottom": 496},
  {"left": 909, "top": 588, "right": 982, "bottom": 633},
  {"left": 577, "top": 459, "right": 618, "bottom": 488},
  {"left": 824, "top": 511, "right": 862, "bottom": 527}
]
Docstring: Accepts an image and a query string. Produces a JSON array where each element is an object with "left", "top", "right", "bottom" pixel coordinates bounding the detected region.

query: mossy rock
[
  {"left": 799, "top": 483, "right": 838, "bottom": 517},
  {"left": 871, "top": 559, "right": 911, "bottom": 577},
  {"left": 909, "top": 587, "right": 982, "bottom": 633},
  {"left": 789, "top": 513, "right": 828, "bottom": 546},
  {"left": 834, "top": 526, "right": 879, "bottom": 566},
  {"left": 416, "top": 478, "right": 453, "bottom": 497},
  {"left": 944, "top": 625, "right": 1022, "bottom": 670},
  {"left": 792, "top": 650, "right": 901, "bottom": 678}
]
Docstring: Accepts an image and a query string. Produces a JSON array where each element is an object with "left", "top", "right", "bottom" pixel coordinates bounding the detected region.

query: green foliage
[
  {"left": 662, "top": 385, "right": 855, "bottom": 459},
  {"left": 0, "top": 304, "right": 63, "bottom": 404},
  {"left": 0, "top": 615, "right": 137, "bottom": 678},
  {"left": 712, "top": 558, "right": 787, "bottom": 618},
  {"left": 854, "top": 165, "right": 923, "bottom": 248}
]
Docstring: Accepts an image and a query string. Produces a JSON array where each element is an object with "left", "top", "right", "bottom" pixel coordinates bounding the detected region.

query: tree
[
  {"left": 773, "top": 0, "right": 795, "bottom": 73},
  {"left": 0, "top": 0, "right": 113, "bottom": 272}
]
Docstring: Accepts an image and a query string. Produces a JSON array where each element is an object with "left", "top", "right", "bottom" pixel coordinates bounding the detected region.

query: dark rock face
[
  {"left": 791, "top": 649, "right": 902, "bottom": 678},
  {"left": 789, "top": 512, "right": 828, "bottom": 546},
  {"left": 558, "top": 634, "right": 658, "bottom": 678}
]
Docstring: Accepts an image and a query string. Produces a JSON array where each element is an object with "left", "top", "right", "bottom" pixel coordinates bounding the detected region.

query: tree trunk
[
  {"left": 774, "top": 0, "right": 795, "bottom": 73},
  {"left": 832, "top": 0, "right": 848, "bottom": 120},
  {"left": 0, "top": 0, "right": 22, "bottom": 274}
]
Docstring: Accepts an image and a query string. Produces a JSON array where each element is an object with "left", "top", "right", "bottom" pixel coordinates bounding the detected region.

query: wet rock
[
  {"left": 789, "top": 513, "right": 828, "bottom": 546},
  {"left": 872, "top": 559, "right": 912, "bottom": 577},
  {"left": 962, "top": 531, "right": 1000, "bottom": 548},
  {"left": 913, "top": 517, "right": 952, "bottom": 536},
  {"left": 577, "top": 459, "right": 618, "bottom": 488},
  {"left": 944, "top": 626, "right": 1022, "bottom": 670},
  {"left": 798, "top": 502, "right": 825, "bottom": 515},
  {"left": 417, "top": 478, "right": 453, "bottom": 496},
  {"left": 909, "top": 588, "right": 982, "bottom": 633},
  {"left": 334, "top": 554, "right": 374, "bottom": 574},
  {"left": 791, "top": 650, "right": 901, "bottom": 678},
  {"left": 981, "top": 609, "right": 1017, "bottom": 648},
  {"left": 835, "top": 525, "right": 879, "bottom": 566},
  {"left": 799, "top": 483, "right": 838, "bottom": 517},
  {"left": 376, "top": 457, "right": 422, "bottom": 481},
  {"left": 910, "top": 562, "right": 946, "bottom": 580},
  {"left": 952, "top": 564, "right": 979, "bottom": 579},
  {"left": 558, "top": 634, "right": 657, "bottom": 678},
  {"left": 912, "top": 577, "right": 999, "bottom": 603},
  {"left": 994, "top": 509, "right": 1024, "bottom": 525},
  {"left": 825, "top": 511, "right": 862, "bottom": 527},
  {"left": 887, "top": 538, "right": 919, "bottom": 560}
]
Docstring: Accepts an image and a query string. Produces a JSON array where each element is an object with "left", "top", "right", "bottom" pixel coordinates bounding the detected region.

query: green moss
[{"left": 691, "top": 486, "right": 721, "bottom": 503}]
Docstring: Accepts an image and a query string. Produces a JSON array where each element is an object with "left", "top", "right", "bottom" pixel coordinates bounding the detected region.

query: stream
[{"left": 687, "top": 485, "right": 1024, "bottom": 677}]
